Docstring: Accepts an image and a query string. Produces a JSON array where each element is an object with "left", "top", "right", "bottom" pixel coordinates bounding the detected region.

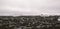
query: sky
[{"left": 0, "top": 0, "right": 60, "bottom": 16}]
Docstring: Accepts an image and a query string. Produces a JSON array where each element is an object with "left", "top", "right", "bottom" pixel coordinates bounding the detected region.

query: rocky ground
[{"left": 0, "top": 16, "right": 60, "bottom": 29}]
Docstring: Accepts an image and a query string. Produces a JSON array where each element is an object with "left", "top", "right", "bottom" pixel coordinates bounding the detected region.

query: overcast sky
[{"left": 0, "top": 0, "right": 60, "bottom": 16}]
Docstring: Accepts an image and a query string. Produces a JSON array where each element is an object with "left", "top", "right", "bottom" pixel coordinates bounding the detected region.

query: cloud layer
[{"left": 0, "top": 0, "right": 60, "bottom": 16}]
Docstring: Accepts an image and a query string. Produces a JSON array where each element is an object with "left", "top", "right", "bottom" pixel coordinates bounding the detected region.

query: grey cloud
[{"left": 0, "top": 0, "right": 60, "bottom": 16}]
